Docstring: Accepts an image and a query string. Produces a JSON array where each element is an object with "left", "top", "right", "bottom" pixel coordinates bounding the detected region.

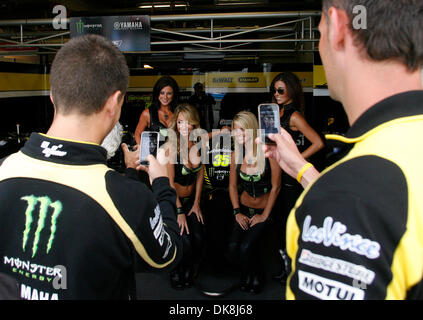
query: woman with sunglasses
[
  {"left": 167, "top": 103, "right": 205, "bottom": 290},
  {"left": 227, "top": 111, "right": 281, "bottom": 294},
  {"left": 269, "top": 72, "right": 324, "bottom": 281}
]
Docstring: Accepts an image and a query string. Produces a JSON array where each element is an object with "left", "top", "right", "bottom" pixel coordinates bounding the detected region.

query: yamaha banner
[{"left": 70, "top": 16, "right": 150, "bottom": 52}]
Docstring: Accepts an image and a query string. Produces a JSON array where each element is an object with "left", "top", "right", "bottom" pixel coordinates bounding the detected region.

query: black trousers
[
  {"left": 274, "top": 179, "right": 302, "bottom": 250},
  {"left": 226, "top": 206, "right": 268, "bottom": 277},
  {"left": 177, "top": 197, "right": 205, "bottom": 272}
]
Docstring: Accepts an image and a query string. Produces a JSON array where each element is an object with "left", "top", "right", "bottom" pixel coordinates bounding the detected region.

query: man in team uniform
[
  {"left": 0, "top": 35, "right": 181, "bottom": 300},
  {"left": 263, "top": 0, "right": 423, "bottom": 300}
]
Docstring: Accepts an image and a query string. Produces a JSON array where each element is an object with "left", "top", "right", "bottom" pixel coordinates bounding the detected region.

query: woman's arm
[
  {"left": 134, "top": 109, "right": 150, "bottom": 145},
  {"left": 188, "top": 165, "right": 204, "bottom": 224},
  {"left": 250, "top": 158, "right": 282, "bottom": 227},
  {"left": 229, "top": 152, "right": 249, "bottom": 230},
  {"left": 290, "top": 112, "right": 324, "bottom": 160},
  {"left": 229, "top": 152, "right": 240, "bottom": 210}
]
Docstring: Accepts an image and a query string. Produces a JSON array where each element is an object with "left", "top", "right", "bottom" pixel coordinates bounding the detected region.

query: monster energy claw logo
[
  {"left": 75, "top": 20, "right": 84, "bottom": 34},
  {"left": 21, "top": 195, "right": 63, "bottom": 258}
]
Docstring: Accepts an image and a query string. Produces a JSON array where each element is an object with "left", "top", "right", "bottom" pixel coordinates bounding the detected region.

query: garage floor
[{"left": 135, "top": 223, "right": 287, "bottom": 301}]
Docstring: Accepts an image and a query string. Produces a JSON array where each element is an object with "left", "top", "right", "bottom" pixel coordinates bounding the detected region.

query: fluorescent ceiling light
[
  {"left": 216, "top": 2, "right": 263, "bottom": 5},
  {"left": 215, "top": 0, "right": 266, "bottom": 5},
  {"left": 138, "top": 2, "right": 188, "bottom": 9},
  {"left": 143, "top": 64, "right": 154, "bottom": 69}
]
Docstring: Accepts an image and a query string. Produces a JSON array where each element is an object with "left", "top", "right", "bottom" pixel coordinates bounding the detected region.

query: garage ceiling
[
  {"left": 0, "top": 0, "right": 322, "bottom": 70},
  {"left": 0, "top": 0, "right": 322, "bottom": 17}
]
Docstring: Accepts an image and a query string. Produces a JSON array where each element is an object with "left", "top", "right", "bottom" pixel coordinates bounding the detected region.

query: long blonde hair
[
  {"left": 232, "top": 111, "right": 265, "bottom": 172},
  {"left": 169, "top": 103, "right": 200, "bottom": 133},
  {"left": 169, "top": 103, "right": 201, "bottom": 157}
]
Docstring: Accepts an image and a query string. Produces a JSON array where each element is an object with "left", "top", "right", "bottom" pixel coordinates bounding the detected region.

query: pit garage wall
[
  {"left": 0, "top": 62, "right": 52, "bottom": 135},
  {"left": 1, "top": 60, "right": 347, "bottom": 171},
  {"left": 0, "top": 60, "right": 350, "bottom": 137},
  {"left": 0, "top": 61, "right": 316, "bottom": 135}
]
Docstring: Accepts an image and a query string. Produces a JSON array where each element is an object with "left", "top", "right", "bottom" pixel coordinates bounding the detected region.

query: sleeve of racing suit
[
  {"left": 286, "top": 156, "right": 410, "bottom": 300},
  {"left": 105, "top": 172, "right": 181, "bottom": 272},
  {"left": 123, "top": 167, "right": 140, "bottom": 181}
]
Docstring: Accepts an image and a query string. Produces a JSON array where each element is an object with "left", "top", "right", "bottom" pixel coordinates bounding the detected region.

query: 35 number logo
[{"left": 213, "top": 154, "right": 230, "bottom": 167}]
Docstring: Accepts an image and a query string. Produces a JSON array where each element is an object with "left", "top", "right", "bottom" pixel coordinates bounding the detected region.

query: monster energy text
[{"left": 21, "top": 195, "right": 63, "bottom": 258}]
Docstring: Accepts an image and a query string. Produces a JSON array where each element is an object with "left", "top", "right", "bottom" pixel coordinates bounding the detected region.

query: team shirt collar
[{"left": 21, "top": 132, "right": 108, "bottom": 165}]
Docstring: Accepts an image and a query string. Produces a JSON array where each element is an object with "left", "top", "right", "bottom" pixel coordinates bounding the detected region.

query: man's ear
[
  {"left": 327, "top": 7, "right": 351, "bottom": 52},
  {"left": 49, "top": 91, "right": 56, "bottom": 106},
  {"left": 104, "top": 91, "right": 123, "bottom": 118},
  {"left": 49, "top": 91, "right": 57, "bottom": 118}
]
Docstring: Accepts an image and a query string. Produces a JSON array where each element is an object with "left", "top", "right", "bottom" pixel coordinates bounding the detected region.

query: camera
[
  {"left": 258, "top": 103, "right": 280, "bottom": 144},
  {"left": 139, "top": 131, "right": 159, "bottom": 166}
]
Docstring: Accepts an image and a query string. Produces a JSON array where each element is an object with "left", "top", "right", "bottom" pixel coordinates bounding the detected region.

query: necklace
[{"left": 159, "top": 108, "right": 170, "bottom": 121}]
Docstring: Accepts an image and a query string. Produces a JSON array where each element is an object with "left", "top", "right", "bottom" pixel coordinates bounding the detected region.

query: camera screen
[
  {"left": 260, "top": 104, "right": 280, "bottom": 138},
  {"left": 140, "top": 132, "right": 158, "bottom": 164}
]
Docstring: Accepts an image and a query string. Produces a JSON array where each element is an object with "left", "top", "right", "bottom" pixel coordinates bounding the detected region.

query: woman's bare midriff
[
  {"left": 240, "top": 191, "right": 269, "bottom": 209},
  {"left": 175, "top": 183, "right": 195, "bottom": 198}
]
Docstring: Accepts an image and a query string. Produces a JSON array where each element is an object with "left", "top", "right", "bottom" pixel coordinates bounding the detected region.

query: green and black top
[
  {"left": 174, "top": 152, "right": 202, "bottom": 187},
  {"left": 236, "top": 158, "right": 272, "bottom": 198}
]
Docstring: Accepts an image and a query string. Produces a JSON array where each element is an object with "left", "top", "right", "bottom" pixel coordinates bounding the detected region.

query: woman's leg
[
  {"left": 239, "top": 217, "right": 269, "bottom": 294},
  {"left": 183, "top": 212, "right": 205, "bottom": 286}
]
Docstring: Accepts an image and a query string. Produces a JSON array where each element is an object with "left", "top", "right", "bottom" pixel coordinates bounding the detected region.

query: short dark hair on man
[
  {"left": 50, "top": 34, "right": 129, "bottom": 115},
  {"left": 322, "top": 0, "right": 423, "bottom": 71},
  {"left": 193, "top": 82, "right": 203, "bottom": 89}
]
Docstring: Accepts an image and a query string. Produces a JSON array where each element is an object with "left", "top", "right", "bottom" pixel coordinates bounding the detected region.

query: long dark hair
[
  {"left": 270, "top": 72, "right": 305, "bottom": 114},
  {"left": 152, "top": 76, "right": 180, "bottom": 112}
]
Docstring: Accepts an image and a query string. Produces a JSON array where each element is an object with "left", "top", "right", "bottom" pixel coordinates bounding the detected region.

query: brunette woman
[
  {"left": 270, "top": 72, "right": 324, "bottom": 280},
  {"left": 134, "top": 76, "right": 179, "bottom": 145}
]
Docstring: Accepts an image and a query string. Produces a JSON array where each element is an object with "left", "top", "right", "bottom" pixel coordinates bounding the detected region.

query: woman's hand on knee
[
  {"left": 249, "top": 214, "right": 268, "bottom": 228},
  {"left": 235, "top": 213, "right": 250, "bottom": 230},
  {"left": 177, "top": 213, "right": 189, "bottom": 235}
]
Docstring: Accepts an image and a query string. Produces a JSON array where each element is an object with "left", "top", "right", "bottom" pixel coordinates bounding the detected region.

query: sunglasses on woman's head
[{"left": 272, "top": 88, "right": 285, "bottom": 95}]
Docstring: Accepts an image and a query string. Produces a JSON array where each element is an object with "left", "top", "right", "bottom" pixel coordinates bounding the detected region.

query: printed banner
[{"left": 70, "top": 16, "right": 151, "bottom": 52}]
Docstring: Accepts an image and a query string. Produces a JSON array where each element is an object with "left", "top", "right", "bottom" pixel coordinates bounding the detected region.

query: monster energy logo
[
  {"left": 75, "top": 20, "right": 84, "bottom": 34},
  {"left": 21, "top": 196, "right": 63, "bottom": 258}
]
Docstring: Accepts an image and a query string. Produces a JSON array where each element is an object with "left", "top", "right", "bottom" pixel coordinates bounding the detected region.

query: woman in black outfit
[
  {"left": 167, "top": 103, "right": 205, "bottom": 290},
  {"left": 270, "top": 72, "right": 324, "bottom": 280},
  {"left": 227, "top": 111, "right": 281, "bottom": 294},
  {"left": 134, "top": 76, "right": 179, "bottom": 145}
]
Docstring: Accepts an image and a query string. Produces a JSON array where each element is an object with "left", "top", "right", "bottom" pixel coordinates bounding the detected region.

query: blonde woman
[
  {"left": 227, "top": 111, "right": 281, "bottom": 294},
  {"left": 167, "top": 103, "right": 205, "bottom": 290}
]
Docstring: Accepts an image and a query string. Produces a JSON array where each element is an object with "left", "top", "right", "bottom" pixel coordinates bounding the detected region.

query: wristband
[
  {"left": 177, "top": 207, "right": 184, "bottom": 215},
  {"left": 297, "top": 162, "right": 314, "bottom": 183},
  {"left": 233, "top": 208, "right": 240, "bottom": 216}
]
